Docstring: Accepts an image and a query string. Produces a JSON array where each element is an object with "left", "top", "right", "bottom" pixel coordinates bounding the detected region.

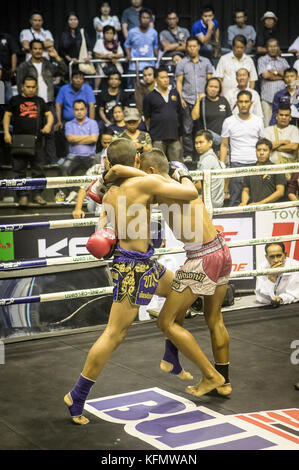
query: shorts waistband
[
  {"left": 114, "top": 244, "right": 154, "bottom": 263},
  {"left": 184, "top": 230, "right": 226, "bottom": 259}
]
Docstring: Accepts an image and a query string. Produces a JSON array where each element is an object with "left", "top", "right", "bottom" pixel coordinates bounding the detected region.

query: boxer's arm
[
  {"left": 105, "top": 164, "right": 147, "bottom": 182},
  {"left": 142, "top": 175, "right": 198, "bottom": 201}
]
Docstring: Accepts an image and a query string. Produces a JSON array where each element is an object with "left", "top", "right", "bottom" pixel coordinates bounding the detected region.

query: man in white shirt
[
  {"left": 214, "top": 34, "right": 257, "bottom": 97},
  {"left": 255, "top": 242, "right": 299, "bottom": 306},
  {"left": 19, "top": 10, "right": 54, "bottom": 60},
  {"left": 220, "top": 90, "right": 265, "bottom": 206},
  {"left": 265, "top": 104, "right": 299, "bottom": 165},
  {"left": 225, "top": 68, "right": 263, "bottom": 119}
]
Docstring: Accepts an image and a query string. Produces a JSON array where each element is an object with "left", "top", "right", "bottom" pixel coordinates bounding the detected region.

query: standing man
[
  {"left": 16, "top": 39, "right": 67, "bottom": 165},
  {"left": 257, "top": 38, "right": 289, "bottom": 126},
  {"left": 225, "top": 68, "right": 263, "bottom": 119},
  {"left": 19, "top": 10, "right": 54, "bottom": 60},
  {"left": 220, "top": 90, "right": 265, "bottom": 206},
  {"left": 124, "top": 8, "right": 158, "bottom": 75},
  {"left": 143, "top": 67, "right": 182, "bottom": 161},
  {"left": 227, "top": 9, "right": 256, "bottom": 54},
  {"left": 3, "top": 76, "right": 53, "bottom": 207},
  {"left": 175, "top": 36, "right": 214, "bottom": 164},
  {"left": 159, "top": 10, "right": 190, "bottom": 60},
  {"left": 134, "top": 66, "right": 155, "bottom": 114},
  {"left": 121, "top": 0, "right": 154, "bottom": 39}
]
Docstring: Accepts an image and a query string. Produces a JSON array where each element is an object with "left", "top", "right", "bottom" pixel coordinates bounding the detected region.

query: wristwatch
[{"left": 274, "top": 70, "right": 278, "bottom": 76}]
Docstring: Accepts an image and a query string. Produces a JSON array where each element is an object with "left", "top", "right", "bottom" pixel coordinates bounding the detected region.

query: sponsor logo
[
  {"left": 0, "top": 232, "right": 14, "bottom": 261},
  {"left": 38, "top": 237, "right": 89, "bottom": 257},
  {"left": 290, "top": 340, "right": 299, "bottom": 365},
  {"left": 85, "top": 388, "right": 299, "bottom": 450}
]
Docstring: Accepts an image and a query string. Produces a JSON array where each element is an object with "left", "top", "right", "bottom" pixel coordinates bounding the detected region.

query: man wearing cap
[
  {"left": 256, "top": 11, "right": 279, "bottom": 55},
  {"left": 114, "top": 107, "right": 152, "bottom": 152}
]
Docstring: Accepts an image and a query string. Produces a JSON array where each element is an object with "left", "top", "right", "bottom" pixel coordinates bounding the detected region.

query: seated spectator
[
  {"left": 93, "top": 2, "right": 121, "bottom": 41},
  {"left": 256, "top": 11, "right": 279, "bottom": 56},
  {"left": 3, "top": 76, "right": 53, "bottom": 207},
  {"left": 258, "top": 38, "right": 289, "bottom": 127},
  {"left": 225, "top": 68, "right": 263, "bottom": 119},
  {"left": 227, "top": 10, "right": 256, "bottom": 54},
  {"left": 55, "top": 69, "right": 95, "bottom": 129},
  {"left": 72, "top": 129, "right": 113, "bottom": 218},
  {"left": 121, "top": 0, "right": 154, "bottom": 39},
  {"left": 194, "top": 129, "right": 225, "bottom": 208},
  {"left": 255, "top": 242, "right": 299, "bottom": 306},
  {"left": 191, "top": 5, "right": 230, "bottom": 66},
  {"left": 143, "top": 67, "right": 182, "bottom": 162},
  {"left": 220, "top": 90, "right": 265, "bottom": 206},
  {"left": 115, "top": 107, "right": 152, "bottom": 152},
  {"left": 214, "top": 34, "right": 258, "bottom": 97},
  {"left": 93, "top": 25, "right": 124, "bottom": 89},
  {"left": 107, "top": 104, "right": 126, "bottom": 134},
  {"left": 58, "top": 99, "right": 99, "bottom": 202},
  {"left": 159, "top": 10, "right": 189, "bottom": 63},
  {"left": 20, "top": 10, "right": 54, "bottom": 60},
  {"left": 240, "top": 138, "right": 286, "bottom": 206},
  {"left": 59, "top": 12, "right": 93, "bottom": 66},
  {"left": 265, "top": 105, "right": 299, "bottom": 172},
  {"left": 124, "top": 8, "right": 158, "bottom": 75},
  {"left": 192, "top": 77, "right": 232, "bottom": 152},
  {"left": 270, "top": 68, "right": 299, "bottom": 126},
  {"left": 287, "top": 172, "right": 299, "bottom": 200},
  {"left": 97, "top": 71, "right": 129, "bottom": 129},
  {"left": 134, "top": 65, "right": 155, "bottom": 114},
  {"left": 0, "top": 31, "right": 19, "bottom": 103}
]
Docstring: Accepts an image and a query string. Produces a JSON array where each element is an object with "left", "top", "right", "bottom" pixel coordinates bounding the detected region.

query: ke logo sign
[{"left": 85, "top": 388, "right": 299, "bottom": 450}]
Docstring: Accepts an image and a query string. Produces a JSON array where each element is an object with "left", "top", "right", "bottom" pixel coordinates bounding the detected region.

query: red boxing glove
[
  {"left": 87, "top": 179, "right": 106, "bottom": 204},
  {"left": 86, "top": 228, "right": 117, "bottom": 259}
]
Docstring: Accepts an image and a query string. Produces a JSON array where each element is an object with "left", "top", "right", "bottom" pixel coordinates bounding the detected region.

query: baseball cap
[
  {"left": 261, "top": 11, "right": 278, "bottom": 21},
  {"left": 124, "top": 107, "right": 141, "bottom": 122}
]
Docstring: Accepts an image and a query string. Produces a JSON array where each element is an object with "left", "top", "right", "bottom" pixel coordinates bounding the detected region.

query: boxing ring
[{"left": 0, "top": 164, "right": 299, "bottom": 451}]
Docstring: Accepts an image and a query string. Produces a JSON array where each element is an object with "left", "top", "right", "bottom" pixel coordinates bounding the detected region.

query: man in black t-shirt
[
  {"left": 143, "top": 67, "right": 183, "bottom": 161},
  {"left": 97, "top": 71, "right": 129, "bottom": 131},
  {"left": 3, "top": 76, "right": 54, "bottom": 207},
  {"left": 240, "top": 138, "right": 286, "bottom": 206}
]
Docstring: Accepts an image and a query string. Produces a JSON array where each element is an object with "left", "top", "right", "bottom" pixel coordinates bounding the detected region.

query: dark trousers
[
  {"left": 12, "top": 141, "right": 45, "bottom": 200},
  {"left": 182, "top": 103, "right": 195, "bottom": 157},
  {"left": 229, "top": 162, "right": 254, "bottom": 207}
]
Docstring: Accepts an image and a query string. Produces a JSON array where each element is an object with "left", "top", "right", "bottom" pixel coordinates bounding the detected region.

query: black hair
[
  {"left": 284, "top": 67, "right": 298, "bottom": 76},
  {"left": 108, "top": 70, "right": 121, "bottom": 80},
  {"left": 201, "top": 5, "right": 215, "bottom": 15},
  {"left": 103, "top": 24, "right": 116, "bottom": 34},
  {"left": 30, "top": 9, "right": 43, "bottom": 19},
  {"left": 140, "top": 148, "right": 170, "bottom": 174},
  {"left": 73, "top": 99, "right": 87, "bottom": 108},
  {"left": 139, "top": 8, "right": 152, "bottom": 18},
  {"left": 107, "top": 138, "right": 137, "bottom": 167},
  {"left": 256, "top": 138, "right": 273, "bottom": 151},
  {"left": 205, "top": 76, "right": 222, "bottom": 96},
  {"left": 143, "top": 66, "right": 155, "bottom": 74},
  {"left": 71, "top": 68, "right": 85, "bottom": 78},
  {"left": 101, "top": 127, "right": 114, "bottom": 136},
  {"left": 277, "top": 103, "right": 292, "bottom": 113},
  {"left": 195, "top": 129, "right": 213, "bottom": 142},
  {"left": 266, "top": 37, "right": 279, "bottom": 47},
  {"left": 237, "top": 90, "right": 252, "bottom": 100},
  {"left": 29, "top": 39, "right": 44, "bottom": 49},
  {"left": 22, "top": 76, "right": 37, "bottom": 85},
  {"left": 154, "top": 66, "right": 169, "bottom": 78},
  {"left": 234, "top": 9, "right": 247, "bottom": 18},
  {"left": 265, "top": 242, "right": 286, "bottom": 255},
  {"left": 233, "top": 34, "right": 247, "bottom": 46},
  {"left": 186, "top": 36, "right": 200, "bottom": 46},
  {"left": 66, "top": 11, "right": 79, "bottom": 22}
]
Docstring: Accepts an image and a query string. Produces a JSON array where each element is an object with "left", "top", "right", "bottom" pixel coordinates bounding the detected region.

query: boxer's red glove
[
  {"left": 87, "top": 171, "right": 108, "bottom": 204},
  {"left": 86, "top": 228, "right": 117, "bottom": 259}
]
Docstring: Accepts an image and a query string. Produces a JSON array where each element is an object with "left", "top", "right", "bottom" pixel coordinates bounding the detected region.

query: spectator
[
  {"left": 16, "top": 39, "right": 67, "bottom": 165},
  {"left": 55, "top": 70, "right": 95, "bottom": 131},
  {"left": 58, "top": 99, "right": 99, "bottom": 202},
  {"left": 287, "top": 172, "right": 299, "bottom": 200},
  {"left": 3, "top": 76, "right": 53, "bottom": 207},
  {"left": 258, "top": 38, "right": 289, "bottom": 127},
  {"left": 59, "top": 12, "right": 93, "bottom": 66},
  {"left": 240, "top": 138, "right": 286, "bottom": 206},
  {"left": 288, "top": 36, "right": 299, "bottom": 56},
  {"left": 227, "top": 10, "right": 256, "bottom": 54},
  {"left": 214, "top": 34, "right": 257, "bottom": 97},
  {"left": 115, "top": 107, "right": 152, "bottom": 152},
  {"left": 256, "top": 11, "right": 279, "bottom": 56},
  {"left": 270, "top": 68, "right": 299, "bottom": 126},
  {"left": 191, "top": 5, "right": 229, "bottom": 66},
  {"left": 255, "top": 242, "right": 299, "bottom": 306},
  {"left": 220, "top": 90, "right": 265, "bottom": 206},
  {"left": 265, "top": 105, "right": 299, "bottom": 172},
  {"left": 191, "top": 77, "right": 232, "bottom": 152},
  {"left": 93, "top": 25, "right": 124, "bottom": 89},
  {"left": 143, "top": 67, "right": 182, "bottom": 161},
  {"left": 124, "top": 8, "right": 158, "bottom": 75},
  {"left": 107, "top": 104, "right": 126, "bottom": 134},
  {"left": 19, "top": 10, "right": 54, "bottom": 60},
  {"left": 93, "top": 2, "right": 121, "bottom": 41},
  {"left": 175, "top": 36, "right": 213, "bottom": 164},
  {"left": 159, "top": 10, "right": 189, "bottom": 63},
  {"left": 194, "top": 129, "right": 225, "bottom": 208},
  {"left": 121, "top": 0, "right": 154, "bottom": 39},
  {"left": 134, "top": 65, "right": 155, "bottom": 114},
  {"left": 0, "top": 31, "right": 18, "bottom": 103},
  {"left": 97, "top": 71, "right": 129, "bottom": 129},
  {"left": 72, "top": 129, "right": 113, "bottom": 219},
  {"left": 225, "top": 68, "right": 263, "bottom": 120}
]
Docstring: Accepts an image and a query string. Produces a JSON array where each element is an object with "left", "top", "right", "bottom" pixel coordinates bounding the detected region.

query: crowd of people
[{"left": 0, "top": 1, "right": 299, "bottom": 209}]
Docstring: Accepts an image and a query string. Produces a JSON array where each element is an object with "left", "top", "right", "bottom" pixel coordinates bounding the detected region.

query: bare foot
[
  {"left": 216, "top": 383, "right": 232, "bottom": 397},
  {"left": 160, "top": 360, "right": 193, "bottom": 380},
  {"left": 186, "top": 373, "right": 225, "bottom": 397},
  {"left": 64, "top": 393, "right": 90, "bottom": 425}
]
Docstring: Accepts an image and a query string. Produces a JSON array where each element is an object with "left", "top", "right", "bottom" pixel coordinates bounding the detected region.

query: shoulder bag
[
  {"left": 10, "top": 101, "right": 40, "bottom": 157},
  {"left": 78, "top": 29, "right": 96, "bottom": 75}
]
